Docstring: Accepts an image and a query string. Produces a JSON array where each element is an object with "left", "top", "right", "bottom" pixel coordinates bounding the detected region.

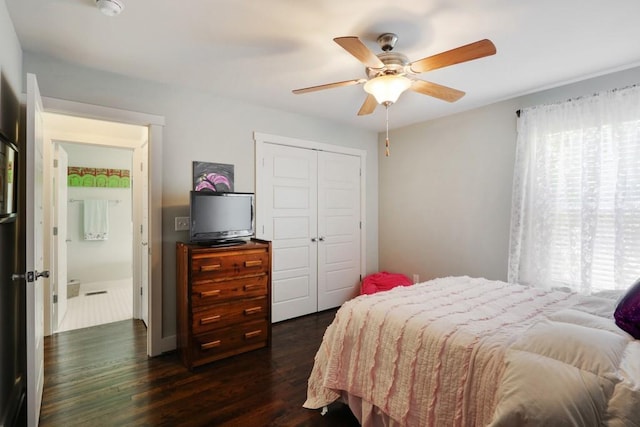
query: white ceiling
[{"left": 6, "top": 0, "right": 640, "bottom": 132}]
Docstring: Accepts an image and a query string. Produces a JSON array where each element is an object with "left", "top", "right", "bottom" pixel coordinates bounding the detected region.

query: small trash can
[{"left": 67, "top": 279, "right": 80, "bottom": 298}]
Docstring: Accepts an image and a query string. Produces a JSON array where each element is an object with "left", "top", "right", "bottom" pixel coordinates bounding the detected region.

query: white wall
[
  {"left": 63, "top": 143, "right": 133, "bottom": 283},
  {"left": 0, "top": 0, "right": 20, "bottom": 93},
  {"left": 379, "top": 66, "right": 640, "bottom": 283},
  {"left": 22, "top": 52, "right": 379, "bottom": 339},
  {"left": 0, "top": 0, "right": 22, "bottom": 141}
]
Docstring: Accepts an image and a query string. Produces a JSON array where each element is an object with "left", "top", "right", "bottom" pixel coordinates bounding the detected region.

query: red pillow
[
  {"left": 360, "top": 271, "right": 412, "bottom": 295},
  {"left": 614, "top": 278, "right": 640, "bottom": 339}
]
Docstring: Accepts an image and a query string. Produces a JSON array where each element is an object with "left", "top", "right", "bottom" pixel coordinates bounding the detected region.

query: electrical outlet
[
  {"left": 175, "top": 216, "right": 190, "bottom": 231},
  {"left": 413, "top": 274, "right": 420, "bottom": 284}
]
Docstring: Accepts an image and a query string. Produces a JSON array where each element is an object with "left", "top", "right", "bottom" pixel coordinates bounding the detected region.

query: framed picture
[{"left": 193, "top": 161, "right": 234, "bottom": 192}]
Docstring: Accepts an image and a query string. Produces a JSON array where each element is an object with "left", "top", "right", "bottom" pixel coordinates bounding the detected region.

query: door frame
[
  {"left": 51, "top": 143, "right": 68, "bottom": 330},
  {"left": 41, "top": 97, "right": 164, "bottom": 357}
]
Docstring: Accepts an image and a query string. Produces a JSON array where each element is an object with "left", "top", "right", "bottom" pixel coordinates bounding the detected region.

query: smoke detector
[{"left": 96, "top": 0, "right": 124, "bottom": 17}]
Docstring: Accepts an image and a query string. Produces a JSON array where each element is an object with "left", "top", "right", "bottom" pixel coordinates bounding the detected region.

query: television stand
[{"left": 175, "top": 239, "right": 272, "bottom": 369}]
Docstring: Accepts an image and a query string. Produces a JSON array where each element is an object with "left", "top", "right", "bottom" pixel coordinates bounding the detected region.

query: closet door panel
[
  {"left": 260, "top": 144, "right": 318, "bottom": 322},
  {"left": 317, "top": 151, "right": 361, "bottom": 310}
]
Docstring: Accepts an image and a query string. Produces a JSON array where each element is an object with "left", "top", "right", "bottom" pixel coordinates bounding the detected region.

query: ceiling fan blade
[
  {"left": 357, "top": 94, "right": 378, "bottom": 116},
  {"left": 410, "top": 39, "right": 496, "bottom": 73},
  {"left": 410, "top": 80, "right": 466, "bottom": 102},
  {"left": 292, "top": 78, "right": 366, "bottom": 95},
  {"left": 334, "top": 36, "right": 385, "bottom": 69}
]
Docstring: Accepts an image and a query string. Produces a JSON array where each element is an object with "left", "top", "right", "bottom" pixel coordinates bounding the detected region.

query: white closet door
[
  {"left": 317, "top": 151, "right": 362, "bottom": 310},
  {"left": 260, "top": 143, "right": 318, "bottom": 322}
]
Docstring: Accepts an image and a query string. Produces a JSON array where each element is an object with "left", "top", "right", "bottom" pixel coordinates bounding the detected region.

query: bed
[{"left": 303, "top": 276, "right": 640, "bottom": 426}]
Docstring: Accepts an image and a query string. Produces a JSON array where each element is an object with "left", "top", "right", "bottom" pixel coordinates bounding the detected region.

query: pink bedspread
[{"left": 304, "top": 276, "right": 634, "bottom": 426}]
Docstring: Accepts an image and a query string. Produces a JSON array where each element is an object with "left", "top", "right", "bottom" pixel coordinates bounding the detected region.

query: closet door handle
[
  {"left": 311, "top": 237, "right": 317, "bottom": 242},
  {"left": 318, "top": 236, "right": 325, "bottom": 242}
]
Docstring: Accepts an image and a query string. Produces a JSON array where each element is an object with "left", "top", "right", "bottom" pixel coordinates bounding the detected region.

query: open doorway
[
  {"left": 54, "top": 142, "right": 136, "bottom": 332},
  {"left": 41, "top": 112, "right": 153, "bottom": 342}
]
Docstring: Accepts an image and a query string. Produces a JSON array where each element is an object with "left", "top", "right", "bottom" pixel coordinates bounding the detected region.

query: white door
[
  {"left": 26, "top": 73, "right": 46, "bottom": 427},
  {"left": 139, "top": 143, "right": 149, "bottom": 326},
  {"left": 53, "top": 143, "right": 68, "bottom": 329},
  {"left": 258, "top": 143, "right": 318, "bottom": 322},
  {"left": 317, "top": 151, "right": 362, "bottom": 310}
]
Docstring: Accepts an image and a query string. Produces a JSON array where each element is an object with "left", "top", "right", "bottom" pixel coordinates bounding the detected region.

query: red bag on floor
[{"left": 360, "top": 271, "right": 413, "bottom": 295}]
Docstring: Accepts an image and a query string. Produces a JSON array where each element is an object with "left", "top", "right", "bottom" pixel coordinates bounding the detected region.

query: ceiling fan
[{"left": 292, "top": 33, "right": 496, "bottom": 116}]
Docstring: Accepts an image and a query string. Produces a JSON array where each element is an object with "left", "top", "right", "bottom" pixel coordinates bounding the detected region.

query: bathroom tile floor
[{"left": 56, "top": 278, "right": 133, "bottom": 333}]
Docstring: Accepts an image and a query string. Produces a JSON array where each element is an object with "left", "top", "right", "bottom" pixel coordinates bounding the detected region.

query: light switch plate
[{"left": 175, "top": 216, "right": 190, "bottom": 231}]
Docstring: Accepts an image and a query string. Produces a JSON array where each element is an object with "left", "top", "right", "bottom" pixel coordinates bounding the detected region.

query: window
[{"left": 508, "top": 86, "right": 640, "bottom": 294}]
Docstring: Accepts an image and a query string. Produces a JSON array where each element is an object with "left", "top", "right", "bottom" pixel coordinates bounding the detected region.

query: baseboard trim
[{"left": 160, "top": 335, "right": 176, "bottom": 354}]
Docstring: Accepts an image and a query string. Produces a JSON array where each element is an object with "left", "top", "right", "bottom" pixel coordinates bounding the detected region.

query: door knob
[
  {"left": 311, "top": 237, "right": 317, "bottom": 242},
  {"left": 11, "top": 270, "right": 49, "bottom": 282},
  {"left": 35, "top": 270, "right": 50, "bottom": 279},
  {"left": 318, "top": 237, "right": 325, "bottom": 242}
]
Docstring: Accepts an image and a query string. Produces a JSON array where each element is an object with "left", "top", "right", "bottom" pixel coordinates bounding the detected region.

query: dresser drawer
[
  {"left": 192, "top": 274, "right": 267, "bottom": 306},
  {"left": 177, "top": 240, "right": 272, "bottom": 369},
  {"left": 192, "top": 319, "right": 269, "bottom": 365},
  {"left": 191, "top": 249, "right": 269, "bottom": 278},
  {"left": 192, "top": 296, "right": 268, "bottom": 334}
]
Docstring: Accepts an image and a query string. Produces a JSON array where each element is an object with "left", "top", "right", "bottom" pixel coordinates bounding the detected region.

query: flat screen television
[{"left": 189, "top": 191, "right": 254, "bottom": 246}]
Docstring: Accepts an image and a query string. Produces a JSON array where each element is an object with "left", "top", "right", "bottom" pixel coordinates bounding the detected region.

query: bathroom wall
[{"left": 63, "top": 143, "right": 133, "bottom": 284}]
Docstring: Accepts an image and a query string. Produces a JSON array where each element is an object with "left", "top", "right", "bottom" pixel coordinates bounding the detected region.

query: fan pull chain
[{"left": 385, "top": 105, "right": 390, "bottom": 157}]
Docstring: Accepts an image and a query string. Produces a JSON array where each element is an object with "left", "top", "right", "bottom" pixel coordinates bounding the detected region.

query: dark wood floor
[{"left": 40, "top": 309, "right": 360, "bottom": 426}]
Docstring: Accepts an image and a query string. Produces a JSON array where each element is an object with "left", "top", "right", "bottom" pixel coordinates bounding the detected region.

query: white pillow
[
  {"left": 549, "top": 309, "right": 628, "bottom": 337},
  {"left": 511, "top": 319, "right": 628, "bottom": 377},
  {"left": 490, "top": 349, "right": 613, "bottom": 427}
]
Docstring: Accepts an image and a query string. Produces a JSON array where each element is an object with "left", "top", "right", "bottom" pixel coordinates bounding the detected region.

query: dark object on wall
[{"left": 0, "top": 74, "right": 26, "bottom": 427}]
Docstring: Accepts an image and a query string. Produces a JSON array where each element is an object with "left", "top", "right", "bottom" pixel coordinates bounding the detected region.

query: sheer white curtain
[{"left": 508, "top": 85, "right": 640, "bottom": 294}]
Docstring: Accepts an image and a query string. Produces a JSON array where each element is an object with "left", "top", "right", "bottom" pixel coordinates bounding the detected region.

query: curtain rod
[
  {"left": 515, "top": 84, "right": 639, "bottom": 120},
  {"left": 68, "top": 198, "right": 121, "bottom": 204}
]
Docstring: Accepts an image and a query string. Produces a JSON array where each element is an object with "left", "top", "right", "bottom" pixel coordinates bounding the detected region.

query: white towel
[{"left": 83, "top": 199, "right": 109, "bottom": 241}]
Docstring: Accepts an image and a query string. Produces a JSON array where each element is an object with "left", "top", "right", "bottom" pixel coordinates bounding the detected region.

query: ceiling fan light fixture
[
  {"left": 364, "top": 74, "right": 412, "bottom": 105},
  {"left": 96, "top": 0, "right": 124, "bottom": 17}
]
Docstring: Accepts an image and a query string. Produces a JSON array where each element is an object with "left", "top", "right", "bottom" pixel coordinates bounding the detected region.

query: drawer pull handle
[
  {"left": 243, "top": 284, "right": 262, "bottom": 291},
  {"left": 201, "top": 340, "right": 221, "bottom": 350},
  {"left": 244, "top": 260, "right": 262, "bottom": 268},
  {"left": 193, "top": 279, "right": 214, "bottom": 286},
  {"left": 200, "top": 263, "right": 222, "bottom": 272},
  {"left": 244, "top": 330, "right": 262, "bottom": 339},
  {"left": 200, "top": 315, "right": 221, "bottom": 325},
  {"left": 200, "top": 290, "right": 221, "bottom": 298},
  {"left": 244, "top": 307, "right": 262, "bottom": 316}
]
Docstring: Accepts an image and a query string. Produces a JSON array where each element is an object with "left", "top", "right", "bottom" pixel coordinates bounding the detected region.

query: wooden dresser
[{"left": 176, "top": 239, "right": 272, "bottom": 369}]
